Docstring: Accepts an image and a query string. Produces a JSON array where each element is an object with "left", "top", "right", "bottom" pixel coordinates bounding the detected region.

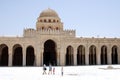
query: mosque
[{"left": 0, "top": 8, "right": 120, "bottom": 66}]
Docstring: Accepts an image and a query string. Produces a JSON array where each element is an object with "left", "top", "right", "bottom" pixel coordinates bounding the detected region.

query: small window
[
  {"left": 44, "top": 19, "right": 46, "bottom": 22},
  {"left": 53, "top": 20, "right": 56, "bottom": 22},
  {"left": 49, "top": 19, "right": 51, "bottom": 22},
  {"left": 40, "top": 20, "right": 42, "bottom": 22}
]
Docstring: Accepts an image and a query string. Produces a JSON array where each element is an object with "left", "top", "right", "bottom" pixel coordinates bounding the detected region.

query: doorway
[
  {"left": 13, "top": 44, "right": 23, "bottom": 66},
  {"left": 43, "top": 40, "right": 57, "bottom": 66},
  {"left": 26, "top": 46, "right": 35, "bottom": 66}
]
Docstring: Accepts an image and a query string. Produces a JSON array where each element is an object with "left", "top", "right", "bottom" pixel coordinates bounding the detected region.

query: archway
[
  {"left": 0, "top": 44, "right": 8, "bottom": 66},
  {"left": 13, "top": 44, "right": 23, "bottom": 66},
  {"left": 89, "top": 45, "right": 96, "bottom": 65},
  {"left": 26, "top": 46, "right": 35, "bottom": 66},
  {"left": 77, "top": 45, "right": 85, "bottom": 65},
  {"left": 111, "top": 46, "right": 118, "bottom": 64},
  {"left": 66, "top": 46, "right": 74, "bottom": 66},
  {"left": 43, "top": 40, "right": 57, "bottom": 66},
  {"left": 101, "top": 46, "right": 107, "bottom": 65}
]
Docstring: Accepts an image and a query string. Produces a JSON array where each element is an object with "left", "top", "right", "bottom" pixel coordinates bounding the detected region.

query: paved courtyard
[{"left": 0, "top": 65, "right": 120, "bottom": 80}]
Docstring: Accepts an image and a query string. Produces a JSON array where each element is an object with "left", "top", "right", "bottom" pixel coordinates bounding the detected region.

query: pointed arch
[
  {"left": 43, "top": 39, "right": 57, "bottom": 66},
  {"left": 26, "top": 46, "right": 35, "bottom": 66},
  {"left": 111, "top": 45, "right": 118, "bottom": 64},
  {"left": 66, "top": 46, "right": 74, "bottom": 66},
  {"left": 89, "top": 45, "right": 96, "bottom": 65},
  {"left": 101, "top": 45, "right": 107, "bottom": 64},
  {"left": 0, "top": 44, "right": 8, "bottom": 66},
  {"left": 77, "top": 45, "right": 85, "bottom": 65},
  {"left": 13, "top": 44, "right": 23, "bottom": 66}
]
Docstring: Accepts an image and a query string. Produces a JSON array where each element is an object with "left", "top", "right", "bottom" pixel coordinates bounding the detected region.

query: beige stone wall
[{"left": 0, "top": 29, "right": 120, "bottom": 66}]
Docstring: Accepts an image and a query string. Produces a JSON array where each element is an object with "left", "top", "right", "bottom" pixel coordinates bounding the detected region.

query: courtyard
[{"left": 0, "top": 65, "right": 120, "bottom": 80}]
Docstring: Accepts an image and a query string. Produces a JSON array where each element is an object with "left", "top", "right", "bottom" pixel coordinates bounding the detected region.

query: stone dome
[{"left": 40, "top": 8, "right": 59, "bottom": 17}]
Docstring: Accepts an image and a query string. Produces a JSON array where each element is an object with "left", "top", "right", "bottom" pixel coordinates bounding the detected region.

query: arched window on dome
[
  {"left": 48, "top": 19, "right": 51, "bottom": 22},
  {"left": 57, "top": 20, "right": 59, "bottom": 22},
  {"left": 44, "top": 19, "right": 47, "bottom": 22},
  {"left": 40, "top": 19, "right": 42, "bottom": 22},
  {"left": 53, "top": 19, "right": 56, "bottom": 22}
]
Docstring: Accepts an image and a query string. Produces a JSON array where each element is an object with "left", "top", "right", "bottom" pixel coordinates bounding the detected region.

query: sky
[{"left": 0, "top": 0, "right": 120, "bottom": 38}]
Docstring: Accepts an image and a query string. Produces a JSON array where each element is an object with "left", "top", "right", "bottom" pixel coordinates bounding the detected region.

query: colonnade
[
  {"left": 0, "top": 43, "right": 120, "bottom": 66},
  {"left": 65, "top": 45, "right": 120, "bottom": 66}
]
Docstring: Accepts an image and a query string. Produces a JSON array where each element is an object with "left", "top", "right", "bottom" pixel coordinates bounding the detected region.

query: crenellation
[
  {"left": 24, "top": 28, "right": 36, "bottom": 37},
  {"left": 37, "top": 28, "right": 61, "bottom": 35},
  {"left": 63, "top": 29, "right": 75, "bottom": 37}
]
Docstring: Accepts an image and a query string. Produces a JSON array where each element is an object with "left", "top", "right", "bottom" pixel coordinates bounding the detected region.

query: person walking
[
  {"left": 61, "top": 66, "right": 63, "bottom": 76},
  {"left": 48, "top": 64, "right": 52, "bottom": 75},
  {"left": 43, "top": 64, "right": 47, "bottom": 75},
  {"left": 53, "top": 67, "right": 55, "bottom": 75}
]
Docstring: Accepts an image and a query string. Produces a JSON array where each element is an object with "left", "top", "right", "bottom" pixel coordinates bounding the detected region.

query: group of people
[{"left": 43, "top": 64, "right": 63, "bottom": 76}]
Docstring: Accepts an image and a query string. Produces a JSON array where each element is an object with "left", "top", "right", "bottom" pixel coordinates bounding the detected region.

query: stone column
[
  {"left": 107, "top": 46, "right": 112, "bottom": 64},
  {"left": 36, "top": 46, "right": 41, "bottom": 66},
  {"left": 39, "top": 46, "right": 42, "bottom": 66},
  {"left": 8, "top": 46, "right": 12, "bottom": 66},
  {"left": 97, "top": 47, "right": 101, "bottom": 65},
  {"left": 57, "top": 48, "right": 60, "bottom": 66},
  {"left": 41, "top": 48, "right": 43, "bottom": 66},
  {"left": 60, "top": 48, "right": 65, "bottom": 66},
  {"left": 60, "top": 54, "right": 65, "bottom": 66},
  {"left": 85, "top": 46, "right": 89, "bottom": 65},
  {"left": 23, "top": 47, "right": 26, "bottom": 66},
  {"left": 118, "top": 46, "right": 120, "bottom": 64},
  {"left": 74, "top": 47, "right": 77, "bottom": 66}
]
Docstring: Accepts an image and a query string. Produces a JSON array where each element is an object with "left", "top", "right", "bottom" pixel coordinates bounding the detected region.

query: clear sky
[{"left": 0, "top": 0, "right": 120, "bottom": 38}]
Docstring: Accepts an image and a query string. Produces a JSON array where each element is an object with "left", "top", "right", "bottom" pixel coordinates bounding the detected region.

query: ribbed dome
[{"left": 40, "top": 8, "right": 59, "bottom": 17}]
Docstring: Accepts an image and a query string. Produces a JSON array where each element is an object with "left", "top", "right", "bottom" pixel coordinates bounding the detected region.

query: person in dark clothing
[{"left": 43, "top": 64, "right": 47, "bottom": 75}]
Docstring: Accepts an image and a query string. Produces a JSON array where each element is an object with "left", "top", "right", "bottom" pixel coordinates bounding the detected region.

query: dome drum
[
  {"left": 36, "top": 22, "right": 63, "bottom": 30},
  {"left": 37, "top": 18, "right": 60, "bottom": 23},
  {"left": 36, "top": 8, "right": 63, "bottom": 30}
]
